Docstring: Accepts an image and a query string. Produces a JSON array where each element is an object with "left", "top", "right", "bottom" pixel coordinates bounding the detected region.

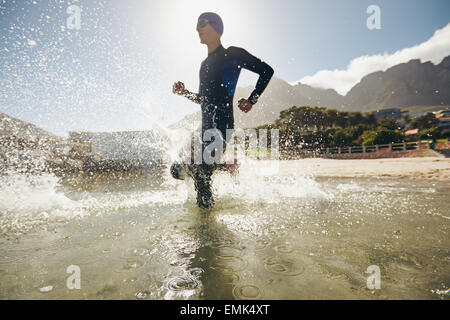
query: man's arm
[
  {"left": 228, "top": 46, "right": 274, "bottom": 105},
  {"left": 173, "top": 81, "right": 204, "bottom": 104},
  {"left": 183, "top": 90, "right": 203, "bottom": 104}
]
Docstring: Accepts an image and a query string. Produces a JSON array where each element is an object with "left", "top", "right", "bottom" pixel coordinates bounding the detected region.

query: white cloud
[{"left": 295, "top": 22, "right": 450, "bottom": 96}]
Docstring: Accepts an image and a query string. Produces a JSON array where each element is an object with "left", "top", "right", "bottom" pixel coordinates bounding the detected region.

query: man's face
[{"left": 196, "top": 20, "right": 219, "bottom": 44}]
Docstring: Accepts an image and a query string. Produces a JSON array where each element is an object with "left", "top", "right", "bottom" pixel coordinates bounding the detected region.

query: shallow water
[{"left": 0, "top": 161, "right": 449, "bottom": 300}]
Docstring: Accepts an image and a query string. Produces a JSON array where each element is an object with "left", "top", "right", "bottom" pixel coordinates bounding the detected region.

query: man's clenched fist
[
  {"left": 173, "top": 81, "right": 187, "bottom": 95},
  {"left": 238, "top": 98, "right": 253, "bottom": 113}
]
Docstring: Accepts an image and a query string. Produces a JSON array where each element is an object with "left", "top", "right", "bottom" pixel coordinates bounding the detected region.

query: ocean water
[{"left": 0, "top": 160, "right": 449, "bottom": 300}]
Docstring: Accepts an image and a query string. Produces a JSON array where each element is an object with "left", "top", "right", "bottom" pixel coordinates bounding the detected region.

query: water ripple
[
  {"left": 232, "top": 284, "right": 262, "bottom": 300},
  {"left": 167, "top": 275, "right": 200, "bottom": 291},
  {"left": 263, "top": 257, "right": 304, "bottom": 276},
  {"left": 212, "top": 256, "right": 248, "bottom": 274},
  {"left": 114, "top": 259, "right": 145, "bottom": 273}
]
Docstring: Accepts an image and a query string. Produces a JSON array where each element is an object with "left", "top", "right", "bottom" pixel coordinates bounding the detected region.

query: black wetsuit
[
  {"left": 193, "top": 44, "right": 274, "bottom": 139},
  {"left": 174, "top": 44, "right": 274, "bottom": 208}
]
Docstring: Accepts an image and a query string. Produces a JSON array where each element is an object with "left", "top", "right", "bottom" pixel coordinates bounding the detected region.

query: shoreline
[{"left": 278, "top": 157, "right": 450, "bottom": 181}]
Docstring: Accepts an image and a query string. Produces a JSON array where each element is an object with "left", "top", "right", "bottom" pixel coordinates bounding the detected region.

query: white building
[{"left": 69, "top": 130, "right": 167, "bottom": 167}]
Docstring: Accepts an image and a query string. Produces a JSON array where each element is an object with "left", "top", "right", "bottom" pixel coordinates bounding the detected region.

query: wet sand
[{"left": 282, "top": 157, "right": 450, "bottom": 181}]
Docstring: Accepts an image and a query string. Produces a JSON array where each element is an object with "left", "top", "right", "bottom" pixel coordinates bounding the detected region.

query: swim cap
[{"left": 198, "top": 12, "right": 223, "bottom": 36}]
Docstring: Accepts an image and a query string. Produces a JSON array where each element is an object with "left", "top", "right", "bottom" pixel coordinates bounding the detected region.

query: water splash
[
  {"left": 0, "top": 171, "right": 188, "bottom": 235},
  {"left": 0, "top": 173, "right": 80, "bottom": 234},
  {"left": 212, "top": 159, "right": 331, "bottom": 204}
]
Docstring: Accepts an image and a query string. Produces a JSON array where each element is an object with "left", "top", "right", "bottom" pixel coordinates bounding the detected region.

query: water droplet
[
  {"left": 274, "top": 244, "right": 294, "bottom": 253},
  {"left": 121, "top": 246, "right": 150, "bottom": 258},
  {"left": 135, "top": 291, "right": 147, "bottom": 299},
  {"left": 39, "top": 285, "right": 53, "bottom": 293},
  {"left": 263, "top": 257, "right": 304, "bottom": 276},
  {"left": 232, "top": 285, "right": 261, "bottom": 300},
  {"left": 188, "top": 267, "right": 203, "bottom": 278},
  {"left": 212, "top": 256, "right": 247, "bottom": 273},
  {"left": 167, "top": 275, "right": 200, "bottom": 291},
  {"left": 114, "top": 259, "right": 145, "bottom": 272},
  {"left": 214, "top": 245, "right": 243, "bottom": 258}
]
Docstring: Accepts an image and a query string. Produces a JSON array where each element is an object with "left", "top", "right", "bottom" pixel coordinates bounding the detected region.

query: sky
[{"left": 0, "top": 0, "right": 449, "bottom": 136}]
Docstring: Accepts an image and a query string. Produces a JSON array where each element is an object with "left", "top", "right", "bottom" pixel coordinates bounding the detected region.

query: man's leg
[
  {"left": 170, "top": 160, "right": 214, "bottom": 208},
  {"left": 170, "top": 162, "right": 186, "bottom": 180},
  {"left": 173, "top": 121, "right": 232, "bottom": 208},
  {"left": 170, "top": 127, "right": 201, "bottom": 181},
  {"left": 191, "top": 163, "right": 214, "bottom": 209},
  {"left": 193, "top": 123, "right": 235, "bottom": 208}
]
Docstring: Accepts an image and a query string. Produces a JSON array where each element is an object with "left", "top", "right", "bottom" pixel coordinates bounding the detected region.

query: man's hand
[
  {"left": 238, "top": 98, "right": 253, "bottom": 113},
  {"left": 173, "top": 81, "right": 187, "bottom": 96}
]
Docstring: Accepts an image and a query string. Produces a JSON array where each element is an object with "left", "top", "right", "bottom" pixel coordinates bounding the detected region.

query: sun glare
[{"left": 163, "top": 0, "right": 250, "bottom": 53}]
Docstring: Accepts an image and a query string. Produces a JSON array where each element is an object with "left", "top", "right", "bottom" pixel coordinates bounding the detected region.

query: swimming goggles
[{"left": 197, "top": 19, "right": 210, "bottom": 28}]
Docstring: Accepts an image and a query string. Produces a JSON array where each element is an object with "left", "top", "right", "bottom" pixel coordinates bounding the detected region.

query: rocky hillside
[
  {"left": 0, "top": 112, "right": 104, "bottom": 175},
  {"left": 345, "top": 56, "right": 450, "bottom": 111}
]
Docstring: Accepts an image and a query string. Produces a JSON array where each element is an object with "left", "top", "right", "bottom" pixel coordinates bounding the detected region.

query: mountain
[
  {"left": 168, "top": 111, "right": 201, "bottom": 131},
  {"left": 0, "top": 112, "right": 102, "bottom": 174},
  {"left": 345, "top": 56, "right": 450, "bottom": 111},
  {"left": 172, "top": 55, "right": 450, "bottom": 129},
  {"left": 0, "top": 112, "right": 58, "bottom": 141},
  {"left": 0, "top": 112, "right": 169, "bottom": 174},
  {"left": 233, "top": 77, "right": 345, "bottom": 128}
]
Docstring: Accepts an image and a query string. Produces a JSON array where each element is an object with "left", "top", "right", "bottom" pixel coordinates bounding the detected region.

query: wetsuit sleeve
[
  {"left": 229, "top": 46, "right": 274, "bottom": 104},
  {"left": 184, "top": 90, "right": 203, "bottom": 104}
]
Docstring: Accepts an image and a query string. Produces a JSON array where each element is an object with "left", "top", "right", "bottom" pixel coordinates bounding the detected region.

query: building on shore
[
  {"left": 435, "top": 110, "right": 450, "bottom": 134},
  {"left": 373, "top": 108, "right": 407, "bottom": 120},
  {"left": 435, "top": 110, "right": 450, "bottom": 120},
  {"left": 68, "top": 130, "right": 167, "bottom": 168}
]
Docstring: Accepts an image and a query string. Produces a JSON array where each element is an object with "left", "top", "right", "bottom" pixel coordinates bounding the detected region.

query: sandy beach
[{"left": 281, "top": 157, "right": 450, "bottom": 181}]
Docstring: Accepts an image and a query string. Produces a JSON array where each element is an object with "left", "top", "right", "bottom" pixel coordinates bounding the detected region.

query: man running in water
[{"left": 172, "top": 12, "right": 274, "bottom": 208}]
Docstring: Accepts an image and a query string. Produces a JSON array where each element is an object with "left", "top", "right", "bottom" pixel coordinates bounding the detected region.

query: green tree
[
  {"left": 325, "top": 109, "right": 338, "bottom": 128},
  {"left": 416, "top": 127, "right": 442, "bottom": 141},
  {"left": 330, "top": 129, "right": 353, "bottom": 147},
  {"left": 335, "top": 111, "right": 349, "bottom": 128},
  {"left": 348, "top": 112, "right": 364, "bottom": 127},
  {"left": 361, "top": 129, "right": 405, "bottom": 145},
  {"left": 363, "top": 112, "right": 377, "bottom": 126},
  {"left": 377, "top": 118, "right": 402, "bottom": 130},
  {"left": 410, "top": 113, "right": 439, "bottom": 130},
  {"left": 348, "top": 124, "right": 375, "bottom": 143}
]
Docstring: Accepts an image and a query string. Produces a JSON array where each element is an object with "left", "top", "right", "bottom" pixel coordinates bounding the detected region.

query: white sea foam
[
  {"left": 213, "top": 159, "right": 331, "bottom": 203},
  {"left": 0, "top": 173, "right": 79, "bottom": 234},
  {"left": 0, "top": 173, "right": 78, "bottom": 218},
  {"left": 0, "top": 172, "right": 188, "bottom": 234}
]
